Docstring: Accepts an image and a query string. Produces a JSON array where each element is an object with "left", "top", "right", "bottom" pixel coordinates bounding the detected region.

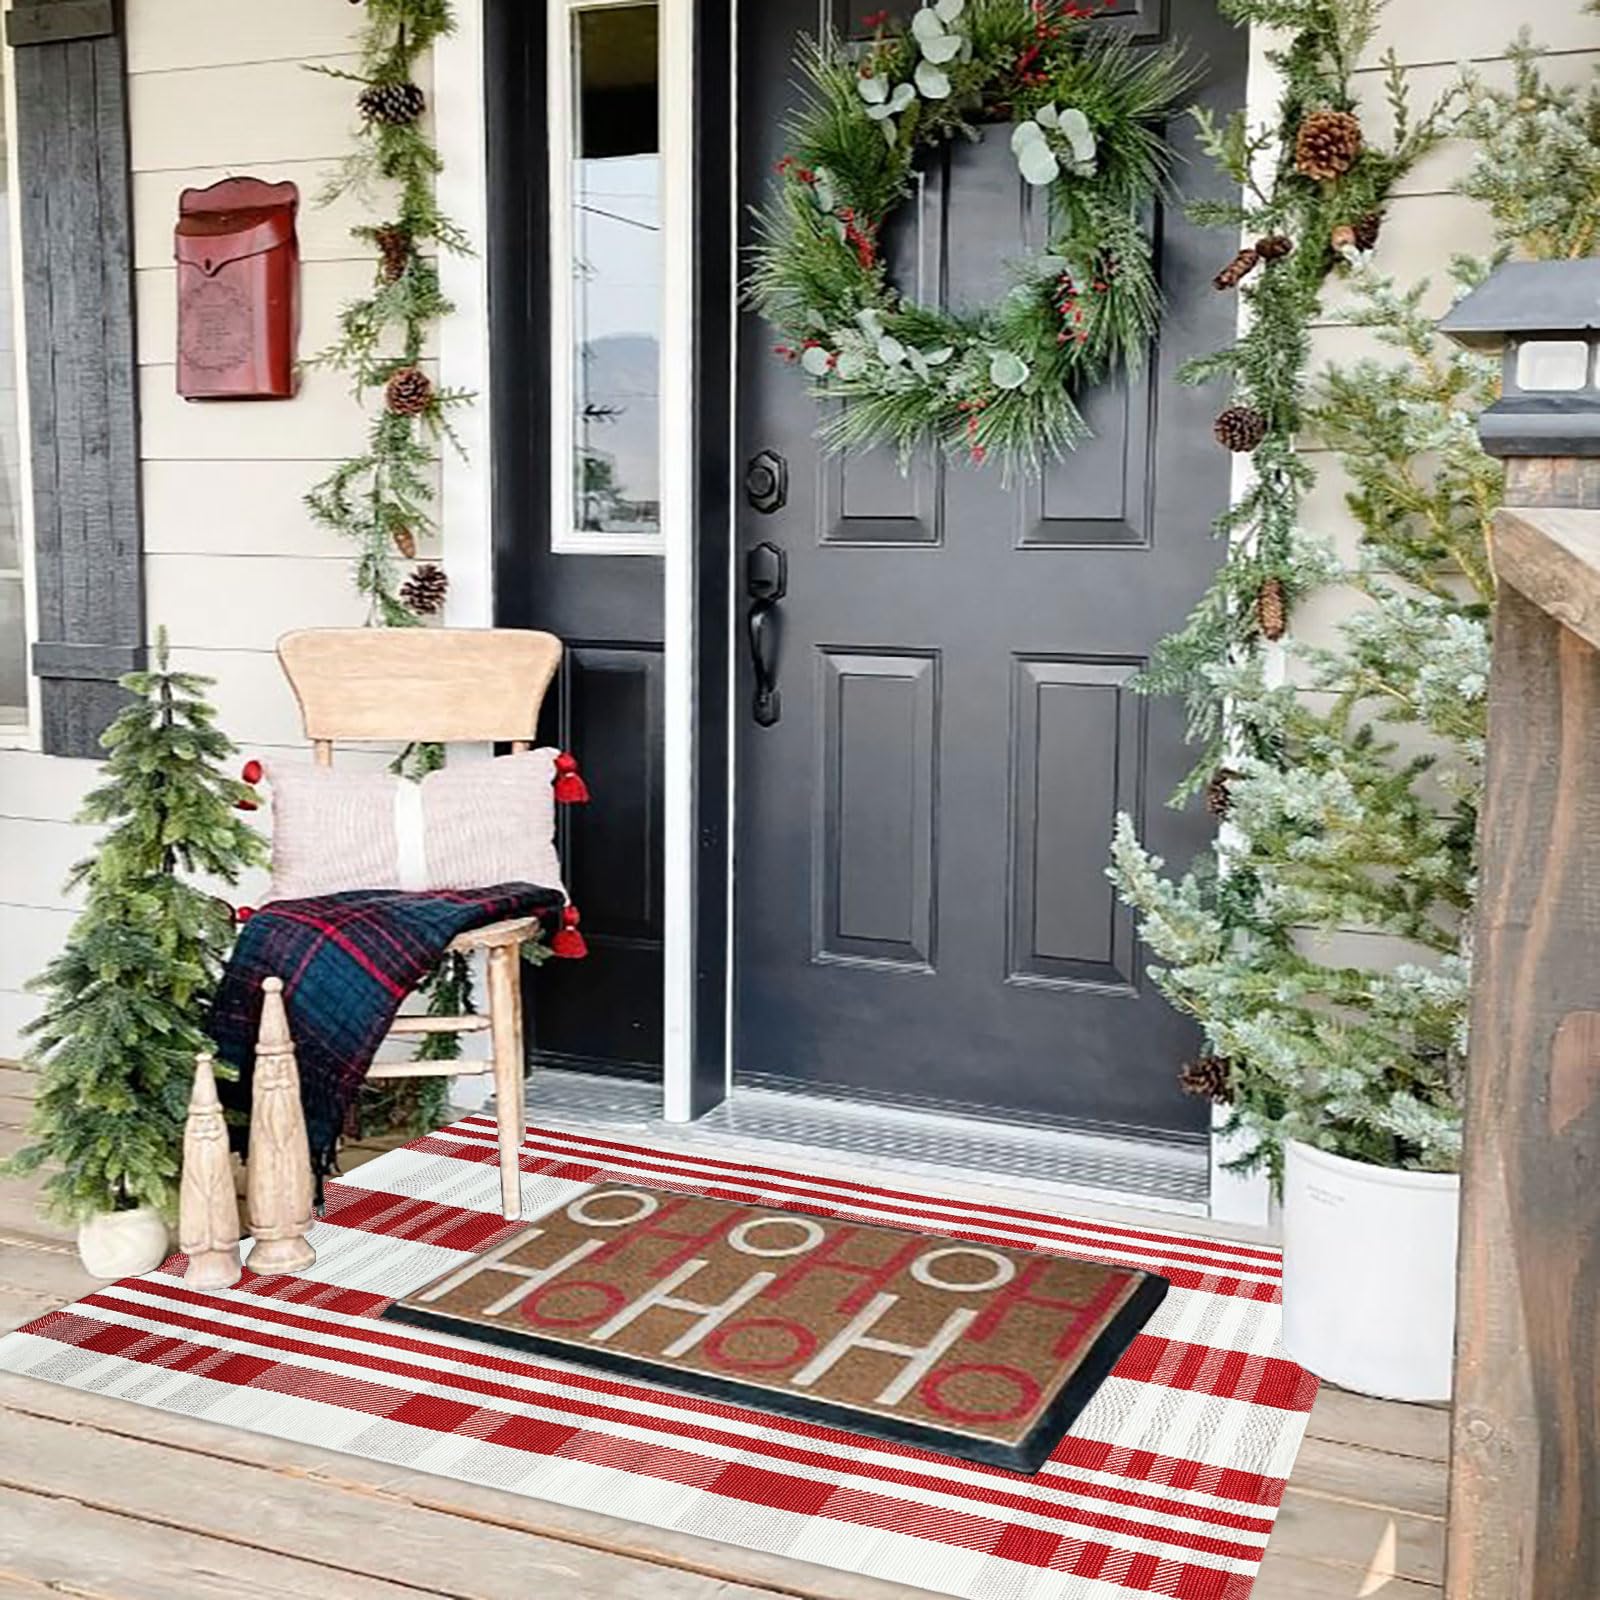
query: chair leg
[{"left": 487, "top": 945, "right": 526, "bottom": 1221}]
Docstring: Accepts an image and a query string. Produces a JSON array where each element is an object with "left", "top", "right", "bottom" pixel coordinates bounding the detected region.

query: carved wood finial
[
  {"left": 179, "top": 1052, "right": 242, "bottom": 1290},
  {"left": 244, "top": 977, "right": 317, "bottom": 1277}
]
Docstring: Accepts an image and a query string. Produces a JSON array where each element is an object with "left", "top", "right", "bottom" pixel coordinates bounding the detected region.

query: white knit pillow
[{"left": 263, "top": 751, "right": 566, "bottom": 903}]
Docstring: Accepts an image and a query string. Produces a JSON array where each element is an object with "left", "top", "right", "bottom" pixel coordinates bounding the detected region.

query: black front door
[{"left": 732, "top": 0, "right": 1243, "bottom": 1137}]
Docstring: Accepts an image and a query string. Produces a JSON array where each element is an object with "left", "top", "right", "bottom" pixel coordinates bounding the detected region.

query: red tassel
[
  {"left": 241, "top": 758, "right": 264, "bottom": 785},
  {"left": 235, "top": 796, "right": 260, "bottom": 812},
  {"left": 550, "top": 903, "right": 588, "bottom": 959},
  {"left": 553, "top": 750, "right": 591, "bottom": 805}
]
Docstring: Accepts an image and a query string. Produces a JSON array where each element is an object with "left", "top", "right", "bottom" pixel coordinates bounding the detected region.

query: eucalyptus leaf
[
  {"left": 830, "top": 217, "right": 848, "bottom": 243},
  {"left": 1060, "top": 107, "right": 1097, "bottom": 170},
  {"left": 1010, "top": 121, "right": 1045, "bottom": 154},
  {"left": 906, "top": 350, "right": 929, "bottom": 380},
  {"left": 835, "top": 347, "right": 868, "bottom": 380},
  {"left": 857, "top": 71, "right": 889, "bottom": 105},
  {"left": 924, "top": 346, "right": 954, "bottom": 365},
  {"left": 1036, "top": 102, "right": 1059, "bottom": 129},
  {"left": 1017, "top": 141, "right": 1059, "bottom": 186},
  {"left": 882, "top": 119, "right": 899, "bottom": 147},
  {"left": 989, "top": 350, "right": 1029, "bottom": 390},
  {"left": 800, "top": 345, "right": 833, "bottom": 377},
  {"left": 877, "top": 335, "right": 907, "bottom": 365},
  {"left": 910, "top": 7, "right": 945, "bottom": 43},
  {"left": 865, "top": 102, "right": 895, "bottom": 121},
  {"left": 815, "top": 176, "right": 837, "bottom": 211},
  {"left": 890, "top": 82, "right": 915, "bottom": 112},
  {"left": 914, "top": 60, "right": 951, "bottom": 98},
  {"left": 919, "top": 31, "right": 961, "bottom": 62},
  {"left": 856, "top": 308, "right": 884, "bottom": 338},
  {"left": 933, "top": 0, "right": 964, "bottom": 19}
]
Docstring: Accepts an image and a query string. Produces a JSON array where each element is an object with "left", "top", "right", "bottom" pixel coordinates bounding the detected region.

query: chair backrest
[{"left": 278, "top": 628, "right": 563, "bottom": 763}]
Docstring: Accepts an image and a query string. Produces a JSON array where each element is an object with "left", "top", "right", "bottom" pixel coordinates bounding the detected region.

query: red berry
[
  {"left": 236, "top": 905, "right": 256, "bottom": 923},
  {"left": 241, "top": 759, "right": 263, "bottom": 785}
]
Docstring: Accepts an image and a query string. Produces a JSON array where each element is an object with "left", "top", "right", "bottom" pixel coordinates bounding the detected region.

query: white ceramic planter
[
  {"left": 1280, "top": 1139, "right": 1459, "bottom": 1402},
  {"left": 77, "top": 1206, "right": 171, "bottom": 1281}
]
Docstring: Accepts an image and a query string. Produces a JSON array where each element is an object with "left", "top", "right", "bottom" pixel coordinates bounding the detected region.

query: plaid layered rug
[{"left": 0, "top": 1117, "right": 1315, "bottom": 1599}]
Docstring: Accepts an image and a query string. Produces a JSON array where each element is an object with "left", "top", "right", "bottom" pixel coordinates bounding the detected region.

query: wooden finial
[
  {"left": 244, "top": 977, "right": 317, "bottom": 1276},
  {"left": 179, "top": 1053, "right": 242, "bottom": 1290}
]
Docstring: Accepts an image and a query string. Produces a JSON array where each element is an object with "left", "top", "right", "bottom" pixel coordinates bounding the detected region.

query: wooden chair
[{"left": 276, "top": 627, "right": 565, "bottom": 1220}]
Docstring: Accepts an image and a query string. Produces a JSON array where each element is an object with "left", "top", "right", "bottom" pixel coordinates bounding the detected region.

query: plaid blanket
[{"left": 209, "top": 884, "right": 565, "bottom": 1181}]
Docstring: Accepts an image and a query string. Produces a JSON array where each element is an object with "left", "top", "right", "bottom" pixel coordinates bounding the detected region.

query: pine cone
[
  {"left": 1352, "top": 210, "right": 1383, "bottom": 252},
  {"left": 385, "top": 365, "right": 434, "bottom": 417},
  {"left": 1213, "top": 405, "right": 1268, "bottom": 453},
  {"left": 1205, "top": 767, "right": 1240, "bottom": 819},
  {"left": 1294, "top": 109, "right": 1363, "bottom": 180},
  {"left": 401, "top": 562, "right": 449, "bottom": 617},
  {"left": 1254, "top": 233, "right": 1294, "bottom": 261},
  {"left": 1213, "top": 247, "right": 1260, "bottom": 291},
  {"left": 358, "top": 81, "right": 426, "bottom": 127},
  {"left": 375, "top": 225, "right": 411, "bottom": 284},
  {"left": 391, "top": 525, "right": 417, "bottom": 560},
  {"left": 1255, "top": 575, "right": 1288, "bottom": 642},
  {"left": 1180, "top": 1055, "right": 1234, "bottom": 1105},
  {"left": 1330, "top": 223, "right": 1358, "bottom": 252}
]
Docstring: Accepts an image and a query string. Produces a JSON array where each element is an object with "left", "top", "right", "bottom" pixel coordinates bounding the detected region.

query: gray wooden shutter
[{"left": 8, "top": 0, "right": 144, "bottom": 757}]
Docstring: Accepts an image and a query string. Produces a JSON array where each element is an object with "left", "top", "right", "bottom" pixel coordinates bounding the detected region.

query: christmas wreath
[{"left": 748, "top": 0, "right": 1192, "bottom": 472}]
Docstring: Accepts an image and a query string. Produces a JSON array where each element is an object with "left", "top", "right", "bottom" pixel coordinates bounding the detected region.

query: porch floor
[{"left": 0, "top": 1063, "right": 1448, "bottom": 1600}]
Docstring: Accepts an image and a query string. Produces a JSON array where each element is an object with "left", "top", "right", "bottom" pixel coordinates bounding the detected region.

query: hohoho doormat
[
  {"left": 0, "top": 1117, "right": 1317, "bottom": 1600},
  {"left": 386, "top": 1182, "right": 1168, "bottom": 1471}
]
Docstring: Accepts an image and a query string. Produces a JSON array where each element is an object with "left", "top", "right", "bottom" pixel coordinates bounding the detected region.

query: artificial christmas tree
[{"left": 3, "top": 635, "right": 265, "bottom": 1264}]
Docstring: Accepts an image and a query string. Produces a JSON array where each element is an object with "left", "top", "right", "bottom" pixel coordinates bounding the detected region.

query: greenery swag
[
  {"left": 307, "top": 0, "right": 493, "bottom": 1136},
  {"left": 749, "top": 0, "right": 1193, "bottom": 471},
  {"left": 306, "top": 0, "right": 469, "bottom": 642}
]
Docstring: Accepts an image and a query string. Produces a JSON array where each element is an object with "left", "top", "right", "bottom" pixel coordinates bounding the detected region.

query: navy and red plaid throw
[{"left": 208, "top": 884, "right": 565, "bottom": 1180}]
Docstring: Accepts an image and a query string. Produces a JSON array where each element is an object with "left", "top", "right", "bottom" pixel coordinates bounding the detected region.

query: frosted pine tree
[{"left": 1111, "top": 25, "right": 1600, "bottom": 1179}]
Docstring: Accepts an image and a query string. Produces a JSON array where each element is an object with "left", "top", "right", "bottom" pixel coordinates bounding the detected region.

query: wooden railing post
[{"left": 1445, "top": 484, "right": 1600, "bottom": 1598}]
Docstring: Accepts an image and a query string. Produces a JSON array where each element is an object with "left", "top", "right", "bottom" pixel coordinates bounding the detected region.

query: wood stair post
[
  {"left": 1446, "top": 491, "right": 1600, "bottom": 1598},
  {"left": 244, "top": 978, "right": 317, "bottom": 1277}
]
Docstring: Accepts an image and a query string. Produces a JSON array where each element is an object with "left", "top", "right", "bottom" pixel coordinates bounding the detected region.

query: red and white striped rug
[{"left": 0, "top": 1117, "right": 1314, "bottom": 1599}]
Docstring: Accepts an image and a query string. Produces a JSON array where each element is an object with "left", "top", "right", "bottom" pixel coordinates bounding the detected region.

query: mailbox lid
[{"left": 175, "top": 208, "right": 295, "bottom": 275}]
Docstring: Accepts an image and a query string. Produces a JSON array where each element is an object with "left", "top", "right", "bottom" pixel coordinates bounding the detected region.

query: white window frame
[
  {"left": 548, "top": 0, "right": 666, "bottom": 558},
  {"left": 0, "top": 21, "right": 39, "bottom": 750}
]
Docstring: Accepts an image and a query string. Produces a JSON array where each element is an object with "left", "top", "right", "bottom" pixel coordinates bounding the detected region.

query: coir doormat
[
  {"left": 386, "top": 1182, "right": 1168, "bottom": 1471},
  {"left": 0, "top": 1117, "right": 1317, "bottom": 1600}
]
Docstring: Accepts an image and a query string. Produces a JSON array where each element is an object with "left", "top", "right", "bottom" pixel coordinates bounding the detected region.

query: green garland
[
  {"left": 306, "top": 0, "right": 476, "bottom": 1135},
  {"left": 748, "top": 0, "right": 1192, "bottom": 472},
  {"left": 1139, "top": 0, "right": 1454, "bottom": 789},
  {"left": 306, "top": 0, "right": 471, "bottom": 635}
]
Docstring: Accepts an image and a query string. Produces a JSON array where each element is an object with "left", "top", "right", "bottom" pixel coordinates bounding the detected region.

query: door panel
[
  {"left": 815, "top": 649, "right": 939, "bottom": 970},
  {"left": 733, "top": 0, "right": 1244, "bottom": 1137}
]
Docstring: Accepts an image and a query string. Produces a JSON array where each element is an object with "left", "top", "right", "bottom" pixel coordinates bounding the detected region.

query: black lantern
[{"left": 1440, "top": 259, "right": 1600, "bottom": 460}]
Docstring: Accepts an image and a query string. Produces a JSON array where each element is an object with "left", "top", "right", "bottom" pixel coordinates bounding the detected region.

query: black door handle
[
  {"left": 746, "top": 540, "right": 786, "bottom": 727},
  {"left": 748, "top": 599, "right": 780, "bottom": 727}
]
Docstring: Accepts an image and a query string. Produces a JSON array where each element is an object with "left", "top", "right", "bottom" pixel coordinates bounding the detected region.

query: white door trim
[
  {"left": 658, "top": 0, "right": 698, "bottom": 1120},
  {"left": 434, "top": 2, "right": 494, "bottom": 632}
]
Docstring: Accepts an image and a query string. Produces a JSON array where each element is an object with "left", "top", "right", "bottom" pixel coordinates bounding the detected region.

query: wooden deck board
[{"left": 0, "top": 1061, "right": 1448, "bottom": 1599}]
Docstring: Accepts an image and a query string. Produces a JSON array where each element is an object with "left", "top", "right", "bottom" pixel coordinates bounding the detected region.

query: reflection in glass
[
  {"left": 0, "top": 85, "right": 24, "bottom": 725},
  {"left": 571, "top": 3, "right": 660, "bottom": 536}
]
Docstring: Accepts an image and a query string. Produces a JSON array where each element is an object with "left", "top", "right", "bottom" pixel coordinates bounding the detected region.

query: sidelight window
[{"left": 550, "top": 0, "right": 663, "bottom": 555}]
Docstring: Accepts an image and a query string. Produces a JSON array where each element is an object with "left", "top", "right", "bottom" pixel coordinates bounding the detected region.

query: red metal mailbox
[{"left": 175, "top": 177, "right": 299, "bottom": 400}]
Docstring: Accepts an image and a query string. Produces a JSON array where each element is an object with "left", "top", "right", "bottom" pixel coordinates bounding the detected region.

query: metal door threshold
[{"left": 520, "top": 1070, "right": 1210, "bottom": 1217}]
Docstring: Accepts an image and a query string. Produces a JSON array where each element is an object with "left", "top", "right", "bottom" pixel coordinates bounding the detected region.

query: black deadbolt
[{"left": 745, "top": 449, "right": 789, "bottom": 515}]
